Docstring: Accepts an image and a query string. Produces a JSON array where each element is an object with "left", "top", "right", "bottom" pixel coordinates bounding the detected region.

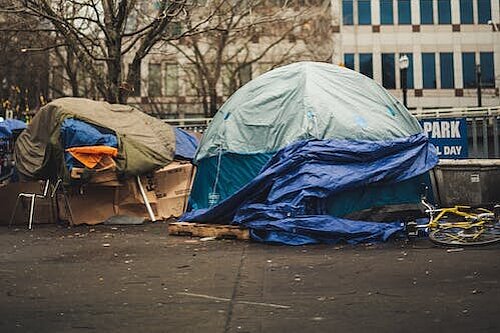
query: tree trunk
[
  {"left": 106, "top": 58, "right": 121, "bottom": 103},
  {"left": 126, "top": 58, "right": 142, "bottom": 102},
  {"left": 209, "top": 87, "right": 218, "bottom": 117}
]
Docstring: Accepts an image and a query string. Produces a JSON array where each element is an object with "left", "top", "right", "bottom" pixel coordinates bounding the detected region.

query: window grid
[
  {"left": 479, "top": 52, "right": 495, "bottom": 88},
  {"left": 382, "top": 53, "right": 396, "bottom": 89},
  {"left": 380, "top": 0, "right": 394, "bottom": 24},
  {"left": 359, "top": 53, "right": 373, "bottom": 79},
  {"left": 343, "top": 0, "right": 354, "bottom": 25},
  {"left": 439, "top": 53, "right": 454, "bottom": 89},
  {"left": 420, "top": 0, "right": 434, "bottom": 24},
  {"left": 398, "top": 0, "right": 412, "bottom": 25},
  {"left": 344, "top": 53, "right": 355, "bottom": 70},
  {"left": 422, "top": 53, "right": 437, "bottom": 89},
  {"left": 477, "top": 0, "right": 492, "bottom": 24},
  {"left": 460, "top": 0, "right": 474, "bottom": 24},
  {"left": 462, "top": 52, "right": 476, "bottom": 88},
  {"left": 437, "top": 0, "right": 451, "bottom": 24},
  {"left": 358, "top": 0, "right": 371, "bottom": 25}
]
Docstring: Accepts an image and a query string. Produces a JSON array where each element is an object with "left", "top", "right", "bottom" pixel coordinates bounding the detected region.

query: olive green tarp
[{"left": 15, "top": 98, "right": 175, "bottom": 180}]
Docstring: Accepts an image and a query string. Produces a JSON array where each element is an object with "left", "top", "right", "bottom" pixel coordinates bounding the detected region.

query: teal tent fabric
[
  {"left": 189, "top": 61, "right": 427, "bottom": 216},
  {"left": 189, "top": 152, "right": 273, "bottom": 210}
]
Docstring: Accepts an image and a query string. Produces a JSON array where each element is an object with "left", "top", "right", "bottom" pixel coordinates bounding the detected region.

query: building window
[
  {"left": 420, "top": 0, "right": 434, "bottom": 24},
  {"left": 129, "top": 64, "right": 141, "bottom": 97},
  {"left": 477, "top": 0, "right": 491, "bottom": 24},
  {"left": 148, "top": 63, "right": 162, "bottom": 97},
  {"left": 422, "top": 53, "right": 436, "bottom": 89},
  {"left": 344, "top": 53, "right": 355, "bottom": 70},
  {"left": 403, "top": 53, "right": 414, "bottom": 89},
  {"left": 164, "top": 63, "right": 179, "bottom": 96},
  {"left": 437, "top": 0, "right": 451, "bottom": 24},
  {"left": 462, "top": 52, "right": 476, "bottom": 88},
  {"left": 358, "top": 0, "right": 371, "bottom": 25},
  {"left": 239, "top": 64, "right": 252, "bottom": 86},
  {"left": 398, "top": 0, "right": 412, "bottom": 25},
  {"left": 480, "top": 52, "right": 495, "bottom": 88},
  {"left": 182, "top": 64, "right": 199, "bottom": 96},
  {"left": 440, "top": 53, "right": 454, "bottom": 88},
  {"left": 359, "top": 53, "right": 373, "bottom": 79},
  {"left": 382, "top": 53, "right": 396, "bottom": 89},
  {"left": 460, "top": 0, "right": 474, "bottom": 24},
  {"left": 380, "top": 0, "right": 394, "bottom": 24},
  {"left": 343, "top": 0, "right": 354, "bottom": 25}
]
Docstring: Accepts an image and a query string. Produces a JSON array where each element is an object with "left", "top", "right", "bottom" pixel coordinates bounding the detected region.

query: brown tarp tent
[
  {"left": 5, "top": 98, "right": 194, "bottom": 226},
  {"left": 15, "top": 97, "right": 176, "bottom": 180}
]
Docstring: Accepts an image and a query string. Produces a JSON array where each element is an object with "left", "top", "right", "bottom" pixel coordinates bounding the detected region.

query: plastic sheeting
[
  {"left": 0, "top": 119, "right": 26, "bottom": 139},
  {"left": 60, "top": 118, "right": 118, "bottom": 171},
  {"left": 174, "top": 128, "right": 199, "bottom": 161},
  {"left": 182, "top": 133, "right": 438, "bottom": 245}
]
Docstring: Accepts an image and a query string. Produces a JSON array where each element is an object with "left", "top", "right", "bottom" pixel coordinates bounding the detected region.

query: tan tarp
[{"left": 15, "top": 98, "right": 175, "bottom": 180}]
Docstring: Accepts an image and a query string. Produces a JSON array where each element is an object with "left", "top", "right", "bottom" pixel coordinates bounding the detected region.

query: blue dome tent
[{"left": 184, "top": 62, "right": 438, "bottom": 245}]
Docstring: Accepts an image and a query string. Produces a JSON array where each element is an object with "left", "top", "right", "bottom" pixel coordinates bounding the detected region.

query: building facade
[{"left": 331, "top": 0, "right": 500, "bottom": 109}]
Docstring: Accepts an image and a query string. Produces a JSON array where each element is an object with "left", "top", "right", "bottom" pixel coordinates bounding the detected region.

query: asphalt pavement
[{"left": 0, "top": 222, "right": 499, "bottom": 333}]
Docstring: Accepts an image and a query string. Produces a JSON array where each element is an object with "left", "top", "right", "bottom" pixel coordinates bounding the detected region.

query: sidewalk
[{"left": 0, "top": 222, "right": 499, "bottom": 332}]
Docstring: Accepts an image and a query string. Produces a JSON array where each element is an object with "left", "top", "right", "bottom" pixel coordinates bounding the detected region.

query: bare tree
[
  {"left": 167, "top": 0, "right": 333, "bottom": 117},
  {"left": 7, "top": 0, "right": 196, "bottom": 104},
  {"left": 0, "top": 0, "right": 51, "bottom": 117}
]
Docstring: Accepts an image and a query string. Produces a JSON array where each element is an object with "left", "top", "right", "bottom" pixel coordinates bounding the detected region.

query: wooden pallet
[{"left": 168, "top": 222, "right": 249, "bottom": 240}]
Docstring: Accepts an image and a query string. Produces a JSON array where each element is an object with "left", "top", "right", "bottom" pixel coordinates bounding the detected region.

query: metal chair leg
[{"left": 28, "top": 194, "right": 36, "bottom": 230}]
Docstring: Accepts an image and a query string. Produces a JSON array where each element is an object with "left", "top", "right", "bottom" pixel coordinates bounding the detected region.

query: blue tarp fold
[
  {"left": 182, "top": 133, "right": 438, "bottom": 245},
  {"left": 0, "top": 119, "right": 26, "bottom": 139},
  {"left": 174, "top": 128, "right": 199, "bottom": 161}
]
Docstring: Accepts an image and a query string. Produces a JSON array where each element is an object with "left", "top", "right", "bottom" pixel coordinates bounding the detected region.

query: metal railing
[
  {"left": 164, "top": 106, "right": 500, "bottom": 158},
  {"left": 412, "top": 106, "right": 500, "bottom": 159},
  {"left": 163, "top": 118, "right": 211, "bottom": 133},
  {"left": 411, "top": 106, "right": 500, "bottom": 119}
]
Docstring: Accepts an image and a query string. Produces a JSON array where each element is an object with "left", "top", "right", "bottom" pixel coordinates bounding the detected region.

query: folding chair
[{"left": 9, "top": 179, "right": 68, "bottom": 229}]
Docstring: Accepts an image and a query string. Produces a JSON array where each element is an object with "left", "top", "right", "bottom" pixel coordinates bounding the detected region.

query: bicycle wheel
[{"left": 429, "top": 223, "right": 500, "bottom": 247}]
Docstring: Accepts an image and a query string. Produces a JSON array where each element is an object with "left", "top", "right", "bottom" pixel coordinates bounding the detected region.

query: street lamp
[{"left": 399, "top": 55, "right": 409, "bottom": 108}]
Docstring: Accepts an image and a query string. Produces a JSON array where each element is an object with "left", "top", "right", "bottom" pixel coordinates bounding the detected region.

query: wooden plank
[{"left": 168, "top": 222, "right": 249, "bottom": 240}]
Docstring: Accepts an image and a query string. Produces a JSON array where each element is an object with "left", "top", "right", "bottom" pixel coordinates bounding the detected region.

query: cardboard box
[
  {"left": 59, "top": 185, "right": 117, "bottom": 225},
  {"left": 70, "top": 159, "right": 120, "bottom": 186},
  {"left": 59, "top": 161, "right": 195, "bottom": 225},
  {"left": 153, "top": 161, "right": 195, "bottom": 219}
]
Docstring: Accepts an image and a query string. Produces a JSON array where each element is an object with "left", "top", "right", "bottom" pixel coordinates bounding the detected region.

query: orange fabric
[{"left": 67, "top": 146, "right": 118, "bottom": 169}]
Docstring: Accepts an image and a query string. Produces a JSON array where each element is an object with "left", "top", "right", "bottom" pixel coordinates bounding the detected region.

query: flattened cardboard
[
  {"left": 59, "top": 161, "right": 195, "bottom": 225},
  {"left": 153, "top": 161, "right": 195, "bottom": 219}
]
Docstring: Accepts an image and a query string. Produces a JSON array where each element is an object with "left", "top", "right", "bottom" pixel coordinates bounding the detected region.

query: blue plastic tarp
[
  {"left": 174, "top": 127, "right": 199, "bottom": 161},
  {"left": 60, "top": 118, "right": 118, "bottom": 170},
  {"left": 0, "top": 119, "right": 26, "bottom": 139},
  {"left": 181, "top": 133, "right": 438, "bottom": 245},
  {"left": 61, "top": 118, "right": 117, "bottom": 148}
]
